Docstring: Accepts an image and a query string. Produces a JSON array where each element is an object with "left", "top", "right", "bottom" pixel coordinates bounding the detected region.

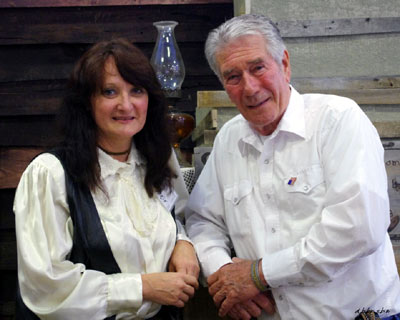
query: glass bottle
[{"left": 150, "top": 21, "right": 185, "bottom": 98}]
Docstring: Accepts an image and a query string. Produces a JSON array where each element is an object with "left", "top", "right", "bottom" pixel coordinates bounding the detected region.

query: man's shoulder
[{"left": 302, "top": 92, "right": 359, "bottom": 112}]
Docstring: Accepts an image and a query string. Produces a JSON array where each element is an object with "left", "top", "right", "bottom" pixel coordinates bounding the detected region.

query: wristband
[{"left": 251, "top": 259, "right": 269, "bottom": 292}]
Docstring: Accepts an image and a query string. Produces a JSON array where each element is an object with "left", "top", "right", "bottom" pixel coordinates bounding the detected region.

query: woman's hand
[
  {"left": 168, "top": 240, "right": 200, "bottom": 278},
  {"left": 141, "top": 272, "right": 199, "bottom": 307}
]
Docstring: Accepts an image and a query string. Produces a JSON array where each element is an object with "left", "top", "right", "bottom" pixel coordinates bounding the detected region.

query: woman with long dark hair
[{"left": 14, "top": 38, "right": 199, "bottom": 319}]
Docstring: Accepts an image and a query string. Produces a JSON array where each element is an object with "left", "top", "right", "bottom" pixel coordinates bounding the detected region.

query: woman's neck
[{"left": 97, "top": 143, "right": 131, "bottom": 162}]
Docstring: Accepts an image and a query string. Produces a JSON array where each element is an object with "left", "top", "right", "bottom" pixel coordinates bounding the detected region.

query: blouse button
[
  {"left": 264, "top": 159, "right": 269, "bottom": 164},
  {"left": 303, "top": 185, "right": 309, "bottom": 192}
]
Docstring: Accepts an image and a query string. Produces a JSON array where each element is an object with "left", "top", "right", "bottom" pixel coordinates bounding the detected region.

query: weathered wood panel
[
  {"left": 0, "top": 43, "right": 215, "bottom": 82},
  {"left": 0, "top": 4, "right": 233, "bottom": 45},
  {"left": 1, "top": 0, "right": 231, "bottom": 7},
  {"left": 197, "top": 76, "right": 400, "bottom": 108},
  {"left": 0, "top": 148, "right": 44, "bottom": 189},
  {"left": 0, "top": 80, "right": 64, "bottom": 116},
  {"left": 277, "top": 17, "right": 400, "bottom": 38}
]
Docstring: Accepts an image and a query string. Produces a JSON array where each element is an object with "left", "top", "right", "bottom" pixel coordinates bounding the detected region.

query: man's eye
[
  {"left": 226, "top": 75, "right": 240, "bottom": 84},
  {"left": 253, "top": 65, "right": 265, "bottom": 74}
]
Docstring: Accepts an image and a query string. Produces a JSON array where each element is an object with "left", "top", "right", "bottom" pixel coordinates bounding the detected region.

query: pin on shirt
[{"left": 288, "top": 177, "right": 297, "bottom": 185}]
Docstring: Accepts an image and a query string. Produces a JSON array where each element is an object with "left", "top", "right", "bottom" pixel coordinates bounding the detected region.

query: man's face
[{"left": 216, "top": 34, "right": 291, "bottom": 136}]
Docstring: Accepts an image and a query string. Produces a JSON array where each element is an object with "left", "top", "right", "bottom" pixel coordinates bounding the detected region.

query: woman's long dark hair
[{"left": 59, "top": 38, "right": 175, "bottom": 197}]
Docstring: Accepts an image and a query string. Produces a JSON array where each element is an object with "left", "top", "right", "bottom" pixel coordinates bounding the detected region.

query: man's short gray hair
[{"left": 205, "top": 14, "right": 286, "bottom": 80}]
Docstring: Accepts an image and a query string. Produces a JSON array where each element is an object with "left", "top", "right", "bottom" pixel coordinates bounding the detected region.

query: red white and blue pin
[{"left": 288, "top": 177, "right": 297, "bottom": 185}]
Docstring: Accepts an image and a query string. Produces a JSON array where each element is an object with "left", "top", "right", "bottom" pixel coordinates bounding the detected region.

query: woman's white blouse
[{"left": 14, "top": 147, "right": 189, "bottom": 319}]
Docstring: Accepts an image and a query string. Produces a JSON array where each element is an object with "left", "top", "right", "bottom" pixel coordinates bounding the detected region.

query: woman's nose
[{"left": 118, "top": 92, "right": 132, "bottom": 110}]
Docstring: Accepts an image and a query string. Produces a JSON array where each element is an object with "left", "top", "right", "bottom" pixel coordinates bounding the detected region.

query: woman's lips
[{"left": 113, "top": 116, "right": 135, "bottom": 122}]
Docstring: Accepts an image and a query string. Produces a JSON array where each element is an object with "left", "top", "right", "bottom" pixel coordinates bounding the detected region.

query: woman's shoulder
[{"left": 24, "top": 151, "right": 66, "bottom": 182}]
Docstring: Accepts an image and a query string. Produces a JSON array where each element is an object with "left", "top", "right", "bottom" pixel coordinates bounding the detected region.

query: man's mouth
[{"left": 248, "top": 98, "right": 269, "bottom": 109}]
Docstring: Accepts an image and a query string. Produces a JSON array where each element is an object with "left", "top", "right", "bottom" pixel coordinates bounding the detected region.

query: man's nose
[{"left": 242, "top": 73, "right": 260, "bottom": 96}]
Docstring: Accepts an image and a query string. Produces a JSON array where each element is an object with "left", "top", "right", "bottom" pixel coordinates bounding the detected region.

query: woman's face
[{"left": 91, "top": 57, "right": 149, "bottom": 149}]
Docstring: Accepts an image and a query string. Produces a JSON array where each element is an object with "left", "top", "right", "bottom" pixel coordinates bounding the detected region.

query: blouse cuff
[{"left": 107, "top": 273, "right": 142, "bottom": 314}]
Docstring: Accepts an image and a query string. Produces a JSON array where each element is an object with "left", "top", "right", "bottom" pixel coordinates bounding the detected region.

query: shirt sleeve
[
  {"left": 14, "top": 154, "right": 143, "bottom": 319},
  {"left": 262, "top": 100, "right": 391, "bottom": 288},
  {"left": 186, "top": 139, "right": 233, "bottom": 278}
]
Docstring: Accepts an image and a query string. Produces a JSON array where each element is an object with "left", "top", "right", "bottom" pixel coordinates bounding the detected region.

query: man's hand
[
  {"left": 227, "top": 292, "right": 276, "bottom": 320},
  {"left": 168, "top": 240, "right": 200, "bottom": 278},
  {"left": 207, "top": 259, "right": 259, "bottom": 317}
]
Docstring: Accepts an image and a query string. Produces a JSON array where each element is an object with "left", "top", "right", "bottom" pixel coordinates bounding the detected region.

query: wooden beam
[
  {"left": 197, "top": 76, "right": 400, "bottom": 107},
  {"left": 277, "top": 17, "right": 400, "bottom": 38},
  {"left": 0, "top": 0, "right": 232, "bottom": 7}
]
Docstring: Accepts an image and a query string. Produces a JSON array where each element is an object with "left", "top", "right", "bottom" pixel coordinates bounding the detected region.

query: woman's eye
[
  {"left": 102, "top": 88, "right": 116, "bottom": 96},
  {"left": 132, "top": 87, "right": 145, "bottom": 95}
]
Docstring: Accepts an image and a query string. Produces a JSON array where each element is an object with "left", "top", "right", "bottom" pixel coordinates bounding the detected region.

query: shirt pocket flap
[
  {"left": 284, "top": 165, "right": 324, "bottom": 194},
  {"left": 224, "top": 180, "right": 253, "bottom": 205}
]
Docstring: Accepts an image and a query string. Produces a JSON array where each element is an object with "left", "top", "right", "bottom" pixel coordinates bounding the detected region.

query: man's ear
[{"left": 282, "top": 49, "right": 291, "bottom": 83}]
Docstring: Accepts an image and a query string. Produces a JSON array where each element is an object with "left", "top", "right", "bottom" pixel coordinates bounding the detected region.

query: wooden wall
[{"left": 0, "top": 1, "right": 233, "bottom": 318}]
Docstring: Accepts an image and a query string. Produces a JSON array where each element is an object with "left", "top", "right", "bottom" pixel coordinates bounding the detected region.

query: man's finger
[
  {"left": 218, "top": 295, "right": 236, "bottom": 317},
  {"left": 241, "top": 300, "right": 262, "bottom": 318},
  {"left": 207, "top": 272, "right": 218, "bottom": 286},
  {"left": 253, "top": 292, "right": 275, "bottom": 315}
]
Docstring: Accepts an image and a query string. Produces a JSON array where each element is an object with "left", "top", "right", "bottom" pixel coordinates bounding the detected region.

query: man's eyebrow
[
  {"left": 222, "top": 69, "right": 235, "bottom": 78},
  {"left": 248, "top": 58, "right": 264, "bottom": 65}
]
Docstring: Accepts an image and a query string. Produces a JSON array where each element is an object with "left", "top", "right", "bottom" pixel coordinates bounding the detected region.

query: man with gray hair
[{"left": 186, "top": 14, "right": 400, "bottom": 319}]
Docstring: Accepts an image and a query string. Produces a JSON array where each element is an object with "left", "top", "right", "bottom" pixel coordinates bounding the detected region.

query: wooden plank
[
  {"left": 0, "top": 80, "right": 64, "bottom": 116},
  {"left": 0, "top": 43, "right": 215, "bottom": 82},
  {"left": 0, "top": 4, "right": 233, "bottom": 45},
  {"left": 197, "top": 76, "right": 400, "bottom": 107},
  {"left": 1, "top": 0, "right": 232, "bottom": 7},
  {"left": 277, "top": 17, "right": 400, "bottom": 38},
  {"left": 0, "top": 148, "right": 44, "bottom": 189},
  {"left": 197, "top": 90, "right": 234, "bottom": 108},
  {"left": 373, "top": 122, "right": 400, "bottom": 139}
]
